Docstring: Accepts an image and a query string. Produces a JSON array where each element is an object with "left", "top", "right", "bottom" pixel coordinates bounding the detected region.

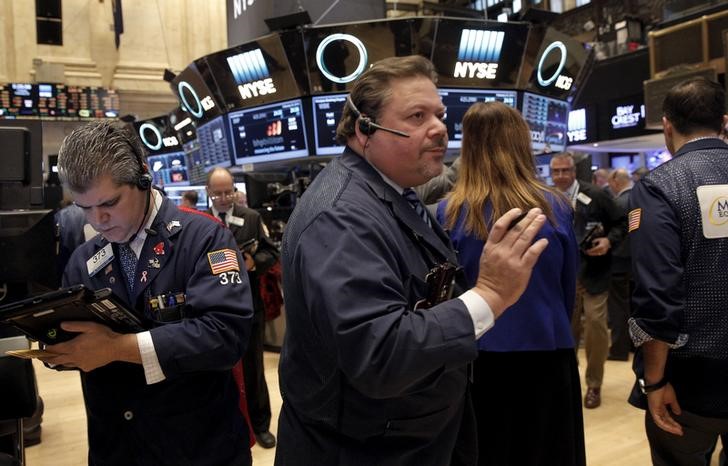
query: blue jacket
[
  {"left": 438, "top": 191, "right": 578, "bottom": 351},
  {"left": 63, "top": 196, "right": 253, "bottom": 466},
  {"left": 276, "top": 148, "right": 478, "bottom": 466}
]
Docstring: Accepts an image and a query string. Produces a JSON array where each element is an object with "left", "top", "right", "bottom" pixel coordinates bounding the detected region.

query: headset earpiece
[
  {"left": 358, "top": 116, "right": 376, "bottom": 136},
  {"left": 137, "top": 172, "right": 152, "bottom": 191}
]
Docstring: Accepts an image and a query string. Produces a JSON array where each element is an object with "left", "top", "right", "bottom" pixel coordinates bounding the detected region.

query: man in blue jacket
[
  {"left": 41, "top": 120, "right": 254, "bottom": 465},
  {"left": 276, "top": 55, "right": 549, "bottom": 465}
]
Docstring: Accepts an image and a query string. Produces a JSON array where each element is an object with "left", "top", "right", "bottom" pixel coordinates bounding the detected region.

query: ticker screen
[
  {"left": 521, "top": 92, "right": 569, "bottom": 153},
  {"left": 311, "top": 93, "right": 347, "bottom": 155}
]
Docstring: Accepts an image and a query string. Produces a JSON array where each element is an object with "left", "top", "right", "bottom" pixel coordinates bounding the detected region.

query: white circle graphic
[
  {"left": 537, "top": 41, "right": 568, "bottom": 87},
  {"left": 139, "top": 123, "right": 162, "bottom": 151},
  {"left": 177, "top": 81, "right": 203, "bottom": 119},
  {"left": 316, "top": 34, "right": 368, "bottom": 84}
]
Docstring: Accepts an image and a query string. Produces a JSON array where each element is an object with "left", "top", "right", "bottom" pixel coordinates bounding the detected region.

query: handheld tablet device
[{"left": 0, "top": 285, "right": 144, "bottom": 345}]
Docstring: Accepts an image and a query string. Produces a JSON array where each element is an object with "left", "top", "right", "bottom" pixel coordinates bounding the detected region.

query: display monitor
[
  {"left": 146, "top": 151, "right": 189, "bottom": 187},
  {"left": 196, "top": 115, "right": 232, "bottom": 171},
  {"left": 227, "top": 98, "right": 308, "bottom": 166},
  {"left": 171, "top": 63, "right": 224, "bottom": 125},
  {"left": 438, "top": 88, "right": 518, "bottom": 151},
  {"left": 200, "top": 33, "right": 302, "bottom": 111},
  {"left": 168, "top": 107, "right": 197, "bottom": 144},
  {"left": 432, "top": 19, "right": 529, "bottom": 89},
  {"left": 606, "top": 95, "right": 649, "bottom": 139},
  {"left": 164, "top": 185, "right": 208, "bottom": 210},
  {"left": 311, "top": 93, "right": 347, "bottom": 155},
  {"left": 305, "top": 18, "right": 416, "bottom": 94},
  {"left": 133, "top": 115, "right": 182, "bottom": 155},
  {"left": 521, "top": 92, "right": 569, "bottom": 153}
]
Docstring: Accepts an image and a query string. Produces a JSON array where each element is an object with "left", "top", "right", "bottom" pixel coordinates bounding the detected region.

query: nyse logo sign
[
  {"left": 232, "top": 0, "right": 255, "bottom": 19},
  {"left": 227, "top": 49, "right": 277, "bottom": 100},
  {"left": 453, "top": 29, "right": 503, "bottom": 80},
  {"left": 537, "top": 41, "right": 573, "bottom": 91},
  {"left": 567, "top": 108, "right": 587, "bottom": 142},
  {"left": 611, "top": 104, "right": 645, "bottom": 129}
]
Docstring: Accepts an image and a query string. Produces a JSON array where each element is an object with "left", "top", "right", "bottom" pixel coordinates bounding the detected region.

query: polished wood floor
[{"left": 24, "top": 349, "right": 721, "bottom": 465}]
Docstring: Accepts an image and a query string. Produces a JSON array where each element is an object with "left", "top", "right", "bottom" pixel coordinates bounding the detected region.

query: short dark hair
[
  {"left": 335, "top": 55, "right": 438, "bottom": 143},
  {"left": 182, "top": 190, "right": 198, "bottom": 204},
  {"left": 663, "top": 77, "right": 725, "bottom": 135}
]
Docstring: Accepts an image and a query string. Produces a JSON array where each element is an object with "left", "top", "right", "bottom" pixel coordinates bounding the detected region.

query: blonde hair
[{"left": 444, "top": 101, "right": 567, "bottom": 239}]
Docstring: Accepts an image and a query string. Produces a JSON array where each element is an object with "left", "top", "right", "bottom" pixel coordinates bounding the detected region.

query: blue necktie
[
  {"left": 118, "top": 243, "right": 138, "bottom": 293},
  {"left": 402, "top": 188, "right": 432, "bottom": 228}
]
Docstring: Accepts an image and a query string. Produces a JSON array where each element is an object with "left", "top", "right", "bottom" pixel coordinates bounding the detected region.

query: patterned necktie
[
  {"left": 218, "top": 212, "right": 227, "bottom": 226},
  {"left": 402, "top": 188, "right": 432, "bottom": 228},
  {"left": 118, "top": 243, "right": 138, "bottom": 293}
]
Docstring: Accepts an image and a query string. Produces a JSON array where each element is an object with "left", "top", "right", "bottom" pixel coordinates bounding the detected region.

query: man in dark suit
[
  {"left": 550, "top": 153, "right": 624, "bottom": 409},
  {"left": 206, "top": 167, "right": 279, "bottom": 449},
  {"left": 276, "top": 55, "right": 550, "bottom": 465}
]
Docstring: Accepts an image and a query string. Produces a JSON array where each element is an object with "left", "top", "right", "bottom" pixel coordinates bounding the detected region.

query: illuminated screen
[
  {"left": 172, "top": 63, "right": 223, "bottom": 125},
  {"left": 196, "top": 115, "right": 232, "bottom": 170},
  {"left": 168, "top": 107, "right": 197, "bottom": 144},
  {"left": 165, "top": 185, "right": 208, "bottom": 210},
  {"left": 227, "top": 99, "right": 308, "bottom": 166},
  {"left": 438, "top": 88, "right": 518, "bottom": 151},
  {"left": 311, "top": 93, "right": 347, "bottom": 155},
  {"left": 305, "top": 18, "right": 415, "bottom": 94},
  {"left": 432, "top": 19, "right": 529, "bottom": 88},
  {"left": 607, "top": 95, "right": 648, "bottom": 139},
  {"left": 133, "top": 115, "right": 182, "bottom": 154},
  {"left": 200, "top": 34, "right": 302, "bottom": 111},
  {"left": 525, "top": 28, "right": 592, "bottom": 100},
  {"left": 184, "top": 140, "right": 207, "bottom": 185},
  {"left": 146, "top": 151, "right": 189, "bottom": 187},
  {"left": 521, "top": 92, "right": 569, "bottom": 153},
  {"left": 0, "top": 83, "right": 118, "bottom": 119}
]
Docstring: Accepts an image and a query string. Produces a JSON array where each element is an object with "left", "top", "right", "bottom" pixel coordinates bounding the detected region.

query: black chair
[{"left": 0, "top": 336, "right": 38, "bottom": 466}]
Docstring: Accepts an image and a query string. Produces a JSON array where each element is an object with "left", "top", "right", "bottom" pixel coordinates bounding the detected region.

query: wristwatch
[{"left": 639, "top": 376, "right": 669, "bottom": 394}]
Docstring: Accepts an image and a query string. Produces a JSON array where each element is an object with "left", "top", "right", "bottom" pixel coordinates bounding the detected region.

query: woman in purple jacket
[{"left": 437, "top": 101, "right": 585, "bottom": 466}]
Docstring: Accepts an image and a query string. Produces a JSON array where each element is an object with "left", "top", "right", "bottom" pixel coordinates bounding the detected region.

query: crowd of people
[{"left": 40, "top": 54, "right": 728, "bottom": 466}]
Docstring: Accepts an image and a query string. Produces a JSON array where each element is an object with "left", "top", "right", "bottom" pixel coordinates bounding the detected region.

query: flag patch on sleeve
[
  {"left": 207, "top": 249, "right": 240, "bottom": 275},
  {"left": 628, "top": 208, "right": 641, "bottom": 232}
]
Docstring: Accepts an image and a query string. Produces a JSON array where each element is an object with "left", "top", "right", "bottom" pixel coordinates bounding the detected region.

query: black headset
[
  {"left": 346, "top": 96, "right": 410, "bottom": 138},
  {"left": 132, "top": 144, "right": 153, "bottom": 191}
]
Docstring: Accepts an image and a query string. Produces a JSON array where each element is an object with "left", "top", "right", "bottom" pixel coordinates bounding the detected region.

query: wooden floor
[{"left": 24, "top": 349, "right": 721, "bottom": 466}]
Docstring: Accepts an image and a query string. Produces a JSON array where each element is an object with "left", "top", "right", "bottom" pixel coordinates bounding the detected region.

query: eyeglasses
[
  {"left": 551, "top": 168, "right": 575, "bottom": 175},
  {"left": 209, "top": 191, "right": 235, "bottom": 201}
]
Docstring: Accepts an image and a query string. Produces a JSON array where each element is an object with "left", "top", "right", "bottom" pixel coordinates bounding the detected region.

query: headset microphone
[
  {"left": 145, "top": 227, "right": 158, "bottom": 236},
  {"left": 347, "top": 96, "right": 410, "bottom": 138}
]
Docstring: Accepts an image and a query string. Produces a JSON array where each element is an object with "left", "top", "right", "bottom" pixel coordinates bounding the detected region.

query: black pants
[
  {"left": 607, "top": 271, "right": 632, "bottom": 359},
  {"left": 646, "top": 410, "right": 728, "bottom": 466},
  {"left": 243, "top": 311, "right": 272, "bottom": 434}
]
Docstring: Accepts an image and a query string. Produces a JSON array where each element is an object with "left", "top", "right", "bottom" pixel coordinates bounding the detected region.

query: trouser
[
  {"left": 646, "top": 410, "right": 728, "bottom": 466},
  {"left": 571, "top": 282, "right": 609, "bottom": 388},
  {"left": 607, "top": 271, "right": 632, "bottom": 358},
  {"left": 243, "top": 310, "right": 272, "bottom": 433}
]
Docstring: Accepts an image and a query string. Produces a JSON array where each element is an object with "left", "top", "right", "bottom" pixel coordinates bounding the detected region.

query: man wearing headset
[
  {"left": 42, "top": 120, "right": 254, "bottom": 465},
  {"left": 276, "top": 55, "right": 549, "bottom": 465}
]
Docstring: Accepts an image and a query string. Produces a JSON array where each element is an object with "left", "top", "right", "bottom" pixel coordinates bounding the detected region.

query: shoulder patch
[
  {"left": 628, "top": 208, "right": 641, "bottom": 233},
  {"left": 207, "top": 249, "right": 240, "bottom": 275},
  {"left": 697, "top": 184, "right": 728, "bottom": 239}
]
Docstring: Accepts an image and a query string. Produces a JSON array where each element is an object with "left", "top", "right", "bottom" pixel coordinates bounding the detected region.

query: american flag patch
[
  {"left": 628, "top": 208, "right": 641, "bottom": 232},
  {"left": 207, "top": 249, "right": 239, "bottom": 275}
]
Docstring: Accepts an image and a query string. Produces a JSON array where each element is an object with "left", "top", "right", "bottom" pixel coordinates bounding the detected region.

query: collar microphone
[
  {"left": 145, "top": 227, "right": 158, "bottom": 236},
  {"left": 347, "top": 96, "right": 410, "bottom": 138}
]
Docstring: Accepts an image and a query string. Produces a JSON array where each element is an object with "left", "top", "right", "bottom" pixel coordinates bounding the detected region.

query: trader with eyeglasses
[{"left": 206, "top": 167, "right": 280, "bottom": 449}]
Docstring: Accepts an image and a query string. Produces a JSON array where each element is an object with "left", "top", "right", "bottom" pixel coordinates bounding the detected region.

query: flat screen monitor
[
  {"left": 432, "top": 19, "right": 529, "bottom": 89},
  {"left": 196, "top": 115, "right": 232, "bottom": 171},
  {"left": 521, "top": 92, "right": 569, "bottom": 153},
  {"left": 168, "top": 107, "right": 197, "bottom": 144},
  {"left": 311, "top": 93, "right": 347, "bottom": 155},
  {"left": 164, "top": 185, "right": 208, "bottom": 210},
  {"left": 146, "top": 151, "right": 189, "bottom": 187},
  {"left": 438, "top": 88, "right": 518, "bottom": 151},
  {"left": 133, "top": 115, "right": 182, "bottom": 155},
  {"left": 305, "top": 18, "right": 415, "bottom": 94},
  {"left": 200, "top": 33, "right": 302, "bottom": 111},
  {"left": 227, "top": 98, "right": 308, "bottom": 166}
]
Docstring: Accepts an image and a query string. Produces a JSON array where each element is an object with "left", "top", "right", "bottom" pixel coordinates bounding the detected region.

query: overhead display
[
  {"left": 133, "top": 115, "right": 181, "bottom": 155},
  {"left": 432, "top": 19, "right": 529, "bottom": 88},
  {"left": 227, "top": 98, "right": 308, "bottom": 166},
  {"left": 196, "top": 115, "right": 232, "bottom": 170},
  {"left": 200, "top": 33, "right": 302, "bottom": 111},
  {"left": 606, "top": 95, "right": 649, "bottom": 139},
  {"left": 566, "top": 106, "right": 597, "bottom": 145},
  {"left": 0, "top": 83, "right": 119, "bottom": 119},
  {"left": 168, "top": 107, "right": 197, "bottom": 145},
  {"left": 305, "top": 18, "right": 414, "bottom": 94},
  {"left": 438, "top": 88, "right": 518, "bottom": 151},
  {"left": 524, "top": 28, "right": 592, "bottom": 100},
  {"left": 311, "top": 93, "right": 347, "bottom": 155},
  {"left": 520, "top": 92, "right": 569, "bottom": 153},
  {"left": 171, "top": 63, "right": 223, "bottom": 125}
]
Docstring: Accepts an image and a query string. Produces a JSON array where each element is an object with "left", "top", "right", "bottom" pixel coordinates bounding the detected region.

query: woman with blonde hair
[{"left": 437, "top": 101, "right": 585, "bottom": 466}]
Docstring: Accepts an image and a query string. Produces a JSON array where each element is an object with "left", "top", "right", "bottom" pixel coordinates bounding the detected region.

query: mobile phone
[{"left": 507, "top": 211, "right": 529, "bottom": 231}]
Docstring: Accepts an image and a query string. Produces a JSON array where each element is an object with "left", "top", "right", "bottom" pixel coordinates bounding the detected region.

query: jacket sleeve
[
  {"left": 150, "top": 223, "right": 254, "bottom": 379},
  {"left": 628, "top": 179, "right": 688, "bottom": 348},
  {"left": 291, "top": 203, "right": 477, "bottom": 399}
]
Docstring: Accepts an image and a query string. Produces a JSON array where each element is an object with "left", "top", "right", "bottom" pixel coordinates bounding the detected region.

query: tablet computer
[{"left": 0, "top": 285, "right": 144, "bottom": 345}]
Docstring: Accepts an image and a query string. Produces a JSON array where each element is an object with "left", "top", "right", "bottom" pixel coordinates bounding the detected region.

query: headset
[
  {"left": 127, "top": 129, "right": 156, "bottom": 240},
  {"left": 347, "top": 96, "right": 410, "bottom": 138}
]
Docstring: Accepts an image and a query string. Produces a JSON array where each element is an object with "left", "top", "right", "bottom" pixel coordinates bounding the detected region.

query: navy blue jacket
[
  {"left": 276, "top": 148, "right": 478, "bottom": 465},
  {"left": 63, "top": 196, "right": 253, "bottom": 465}
]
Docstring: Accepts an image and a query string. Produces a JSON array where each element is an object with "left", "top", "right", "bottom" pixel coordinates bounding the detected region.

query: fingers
[
  {"left": 521, "top": 238, "right": 549, "bottom": 269},
  {"left": 652, "top": 410, "right": 684, "bottom": 436},
  {"left": 490, "top": 208, "right": 546, "bottom": 251},
  {"left": 488, "top": 208, "right": 524, "bottom": 244},
  {"left": 60, "top": 321, "right": 104, "bottom": 333}
]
